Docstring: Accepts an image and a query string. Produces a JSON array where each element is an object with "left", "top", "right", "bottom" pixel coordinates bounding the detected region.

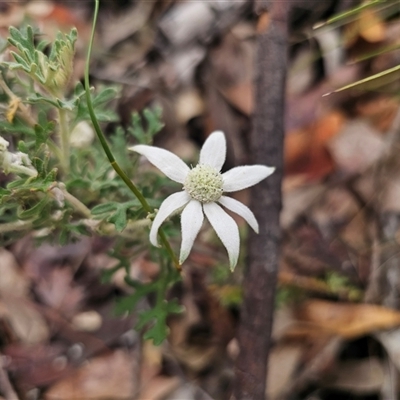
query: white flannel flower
[{"left": 129, "top": 131, "right": 275, "bottom": 270}]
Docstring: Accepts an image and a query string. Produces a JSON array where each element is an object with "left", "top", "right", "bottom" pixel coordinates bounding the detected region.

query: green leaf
[
  {"left": 110, "top": 128, "right": 131, "bottom": 172},
  {"left": 6, "top": 179, "right": 25, "bottom": 190},
  {"left": 115, "top": 282, "right": 156, "bottom": 315},
  {"left": 9, "top": 52, "right": 30, "bottom": 71},
  {"left": 59, "top": 228, "right": 69, "bottom": 246},
  {"left": 91, "top": 202, "right": 119, "bottom": 215},
  {"left": 34, "top": 120, "right": 54, "bottom": 148},
  {"left": 143, "top": 107, "right": 164, "bottom": 138},
  {"left": 31, "top": 156, "right": 45, "bottom": 176},
  {"left": 93, "top": 87, "right": 118, "bottom": 106},
  {"left": 56, "top": 97, "right": 77, "bottom": 111},
  {"left": 7, "top": 25, "right": 77, "bottom": 91},
  {"left": 116, "top": 267, "right": 183, "bottom": 345},
  {"left": 137, "top": 299, "right": 183, "bottom": 345},
  {"left": 8, "top": 26, "right": 35, "bottom": 56},
  {"left": 36, "top": 39, "right": 49, "bottom": 52},
  {"left": 68, "top": 223, "right": 91, "bottom": 237},
  {"left": 129, "top": 112, "right": 145, "bottom": 142},
  {"left": 18, "top": 196, "right": 49, "bottom": 219},
  {"left": 2, "top": 116, "right": 36, "bottom": 137},
  {"left": 141, "top": 313, "right": 169, "bottom": 345},
  {"left": 127, "top": 107, "right": 164, "bottom": 145},
  {"left": 27, "top": 93, "right": 59, "bottom": 108},
  {"left": 8, "top": 26, "right": 38, "bottom": 69},
  {"left": 0, "top": 187, "right": 11, "bottom": 196},
  {"left": 165, "top": 299, "right": 184, "bottom": 315},
  {"left": 73, "top": 81, "right": 86, "bottom": 97},
  {"left": 17, "top": 141, "right": 29, "bottom": 153},
  {"left": 91, "top": 200, "right": 140, "bottom": 231},
  {"left": 74, "top": 84, "right": 118, "bottom": 124},
  {"left": 325, "top": 64, "right": 400, "bottom": 96},
  {"left": 108, "top": 206, "right": 127, "bottom": 232}
]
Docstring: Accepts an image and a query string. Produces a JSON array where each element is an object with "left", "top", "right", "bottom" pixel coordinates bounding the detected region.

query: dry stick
[
  {"left": 0, "top": 358, "right": 19, "bottom": 400},
  {"left": 232, "top": 2, "right": 289, "bottom": 400}
]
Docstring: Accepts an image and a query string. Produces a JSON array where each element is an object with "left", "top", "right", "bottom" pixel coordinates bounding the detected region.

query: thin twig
[
  {"left": 233, "top": 1, "right": 289, "bottom": 399},
  {"left": 56, "top": 184, "right": 92, "bottom": 218},
  {"left": 0, "top": 356, "right": 19, "bottom": 400},
  {"left": 0, "top": 219, "right": 33, "bottom": 234},
  {"left": 0, "top": 74, "right": 36, "bottom": 128}
]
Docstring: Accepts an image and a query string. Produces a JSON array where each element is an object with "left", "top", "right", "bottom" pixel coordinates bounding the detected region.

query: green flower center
[{"left": 184, "top": 164, "right": 223, "bottom": 203}]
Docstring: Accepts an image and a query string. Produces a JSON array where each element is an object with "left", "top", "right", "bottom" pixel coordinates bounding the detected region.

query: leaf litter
[{"left": 2, "top": 1, "right": 400, "bottom": 399}]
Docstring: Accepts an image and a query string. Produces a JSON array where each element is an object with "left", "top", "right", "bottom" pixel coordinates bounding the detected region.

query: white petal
[
  {"left": 199, "top": 130, "right": 226, "bottom": 171},
  {"left": 129, "top": 145, "right": 190, "bottom": 184},
  {"left": 150, "top": 191, "right": 190, "bottom": 246},
  {"left": 203, "top": 202, "right": 240, "bottom": 271},
  {"left": 179, "top": 200, "right": 204, "bottom": 265},
  {"left": 218, "top": 196, "right": 259, "bottom": 233},
  {"left": 222, "top": 165, "right": 275, "bottom": 192}
]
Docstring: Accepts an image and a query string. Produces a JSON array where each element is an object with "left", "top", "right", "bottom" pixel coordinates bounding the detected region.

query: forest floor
[{"left": 2, "top": 1, "right": 400, "bottom": 399}]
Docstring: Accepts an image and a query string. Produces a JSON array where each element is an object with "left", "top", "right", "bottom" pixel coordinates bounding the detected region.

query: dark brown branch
[{"left": 232, "top": 2, "right": 289, "bottom": 400}]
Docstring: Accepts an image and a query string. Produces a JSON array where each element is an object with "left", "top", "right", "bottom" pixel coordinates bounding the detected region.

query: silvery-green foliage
[
  {"left": 7, "top": 26, "right": 77, "bottom": 94},
  {"left": 0, "top": 25, "right": 180, "bottom": 344}
]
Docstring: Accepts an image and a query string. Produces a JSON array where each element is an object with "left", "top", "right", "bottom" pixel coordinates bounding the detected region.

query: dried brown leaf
[
  {"left": 219, "top": 82, "right": 253, "bottom": 116},
  {"left": 4, "top": 343, "right": 70, "bottom": 389},
  {"left": 35, "top": 268, "right": 84, "bottom": 317},
  {"left": 285, "top": 111, "right": 345, "bottom": 180},
  {"left": 0, "top": 249, "right": 30, "bottom": 297},
  {"left": 138, "top": 375, "right": 181, "bottom": 400},
  {"left": 1, "top": 294, "right": 49, "bottom": 344},
  {"left": 296, "top": 300, "right": 400, "bottom": 338},
  {"left": 44, "top": 351, "right": 135, "bottom": 400},
  {"left": 327, "top": 119, "right": 385, "bottom": 175},
  {"left": 266, "top": 344, "right": 304, "bottom": 400},
  {"left": 327, "top": 357, "right": 384, "bottom": 394}
]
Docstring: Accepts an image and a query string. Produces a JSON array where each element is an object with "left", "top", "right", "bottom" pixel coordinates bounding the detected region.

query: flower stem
[
  {"left": 57, "top": 108, "right": 70, "bottom": 174},
  {"left": 56, "top": 184, "right": 91, "bottom": 218},
  {"left": 8, "top": 163, "right": 37, "bottom": 177},
  {"left": 85, "top": 0, "right": 180, "bottom": 271},
  {"left": 46, "top": 139, "right": 63, "bottom": 161},
  {"left": 0, "top": 219, "right": 33, "bottom": 234}
]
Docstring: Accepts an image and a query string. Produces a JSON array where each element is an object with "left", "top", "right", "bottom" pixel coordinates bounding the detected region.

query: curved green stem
[{"left": 84, "top": 0, "right": 179, "bottom": 270}]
